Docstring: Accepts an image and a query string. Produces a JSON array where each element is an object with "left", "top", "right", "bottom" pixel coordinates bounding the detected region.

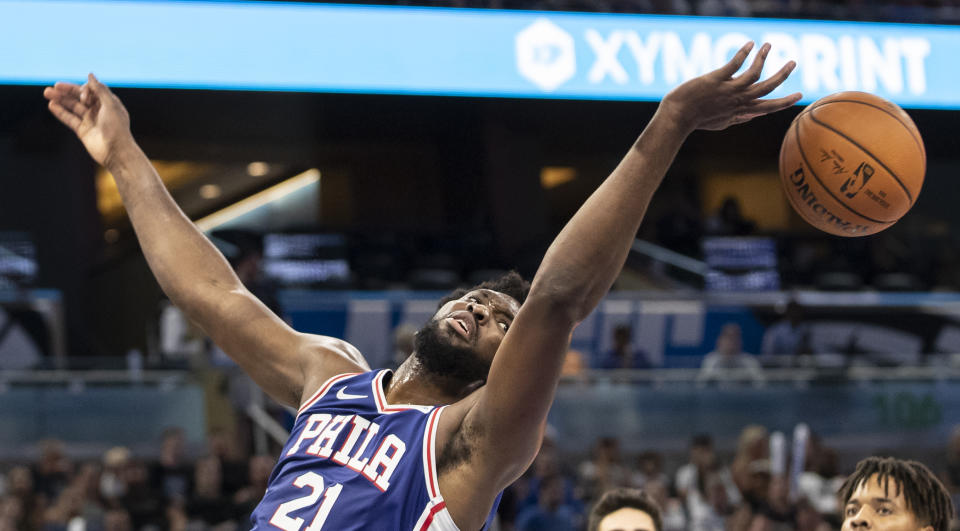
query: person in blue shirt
[
  {"left": 515, "top": 474, "right": 580, "bottom": 531},
  {"left": 760, "top": 300, "right": 811, "bottom": 367},
  {"left": 596, "top": 325, "right": 654, "bottom": 369}
]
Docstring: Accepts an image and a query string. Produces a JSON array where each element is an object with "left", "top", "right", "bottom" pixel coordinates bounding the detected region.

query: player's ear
[{"left": 919, "top": 525, "right": 934, "bottom": 531}]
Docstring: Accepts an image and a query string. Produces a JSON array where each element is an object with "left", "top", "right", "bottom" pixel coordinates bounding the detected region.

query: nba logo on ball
[{"left": 779, "top": 91, "right": 926, "bottom": 237}]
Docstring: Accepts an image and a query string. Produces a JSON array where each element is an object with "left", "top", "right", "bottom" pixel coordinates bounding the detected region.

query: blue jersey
[{"left": 251, "top": 370, "right": 499, "bottom": 531}]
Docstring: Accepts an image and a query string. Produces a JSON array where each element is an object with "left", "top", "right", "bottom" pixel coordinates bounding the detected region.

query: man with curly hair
[{"left": 839, "top": 456, "right": 954, "bottom": 531}]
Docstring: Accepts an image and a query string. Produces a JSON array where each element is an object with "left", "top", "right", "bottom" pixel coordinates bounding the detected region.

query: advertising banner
[{"left": 2, "top": 1, "right": 958, "bottom": 108}]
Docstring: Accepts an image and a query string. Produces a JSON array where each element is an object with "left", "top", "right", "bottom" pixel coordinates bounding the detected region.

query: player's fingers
[
  {"left": 747, "top": 60, "right": 797, "bottom": 99},
  {"left": 749, "top": 92, "right": 803, "bottom": 115},
  {"left": 733, "top": 42, "right": 771, "bottom": 87},
  {"left": 714, "top": 41, "right": 754, "bottom": 79},
  {"left": 47, "top": 101, "right": 82, "bottom": 131},
  {"left": 67, "top": 95, "right": 90, "bottom": 117},
  {"left": 79, "top": 85, "right": 96, "bottom": 105},
  {"left": 56, "top": 93, "right": 88, "bottom": 117},
  {"left": 51, "top": 81, "right": 83, "bottom": 98},
  {"left": 43, "top": 86, "right": 89, "bottom": 117},
  {"left": 86, "top": 73, "right": 116, "bottom": 100},
  {"left": 43, "top": 84, "right": 75, "bottom": 101}
]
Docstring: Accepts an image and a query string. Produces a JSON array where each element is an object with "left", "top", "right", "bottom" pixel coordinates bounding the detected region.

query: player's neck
[{"left": 386, "top": 357, "right": 482, "bottom": 406}]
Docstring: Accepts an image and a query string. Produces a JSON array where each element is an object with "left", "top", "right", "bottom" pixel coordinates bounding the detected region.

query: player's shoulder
[
  {"left": 298, "top": 334, "right": 369, "bottom": 374},
  {"left": 297, "top": 334, "right": 371, "bottom": 404}
]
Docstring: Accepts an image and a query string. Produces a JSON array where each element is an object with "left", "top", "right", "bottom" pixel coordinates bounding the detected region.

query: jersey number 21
[{"left": 269, "top": 472, "right": 343, "bottom": 530}]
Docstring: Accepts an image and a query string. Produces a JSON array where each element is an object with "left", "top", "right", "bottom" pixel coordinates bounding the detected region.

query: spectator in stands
[
  {"left": 33, "top": 440, "right": 72, "bottom": 501},
  {"left": 654, "top": 184, "right": 702, "bottom": 258},
  {"left": 726, "top": 458, "right": 787, "bottom": 531},
  {"left": 515, "top": 473, "right": 579, "bottom": 531},
  {"left": 0, "top": 495, "right": 24, "bottom": 531},
  {"left": 206, "top": 429, "right": 246, "bottom": 497},
  {"left": 516, "top": 431, "right": 584, "bottom": 522},
  {"left": 119, "top": 459, "right": 163, "bottom": 530},
  {"left": 41, "top": 477, "right": 87, "bottom": 530},
  {"left": 631, "top": 451, "right": 669, "bottom": 490},
  {"left": 705, "top": 197, "right": 755, "bottom": 236},
  {"left": 643, "top": 478, "right": 687, "bottom": 531},
  {"left": 796, "top": 438, "right": 844, "bottom": 525},
  {"left": 596, "top": 325, "right": 654, "bottom": 369},
  {"left": 6, "top": 465, "right": 43, "bottom": 530},
  {"left": 99, "top": 447, "right": 130, "bottom": 505},
  {"left": 164, "top": 499, "right": 189, "bottom": 531},
  {"left": 102, "top": 508, "right": 132, "bottom": 531},
  {"left": 793, "top": 499, "right": 833, "bottom": 531},
  {"left": 186, "top": 455, "right": 235, "bottom": 527},
  {"left": 675, "top": 434, "right": 740, "bottom": 531},
  {"left": 698, "top": 323, "right": 764, "bottom": 383},
  {"left": 727, "top": 425, "right": 799, "bottom": 530},
  {"left": 579, "top": 437, "right": 630, "bottom": 503},
  {"left": 731, "top": 425, "right": 769, "bottom": 496},
  {"left": 587, "top": 487, "right": 662, "bottom": 531},
  {"left": 151, "top": 428, "right": 193, "bottom": 502},
  {"left": 73, "top": 462, "right": 105, "bottom": 527},
  {"left": 760, "top": 300, "right": 811, "bottom": 366},
  {"left": 233, "top": 454, "right": 275, "bottom": 523},
  {"left": 158, "top": 299, "right": 206, "bottom": 366}
]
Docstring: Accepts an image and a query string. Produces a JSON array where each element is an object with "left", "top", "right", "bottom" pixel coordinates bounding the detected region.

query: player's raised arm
[
  {"left": 43, "top": 75, "right": 368, "bottom": 407},
  {"left": 443, "top": 42, "right": 799, "bottom": 524}
]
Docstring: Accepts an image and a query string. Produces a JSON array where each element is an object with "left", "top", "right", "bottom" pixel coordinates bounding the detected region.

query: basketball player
[
  {"left": 44, "top": 41, "right": 798, "bottom": 530},
  {"left": 839, "top": 456, "right": 954, "bottom": 531},
  {"left": 588, "top": 488, "right": 662, "bottom": 531}
]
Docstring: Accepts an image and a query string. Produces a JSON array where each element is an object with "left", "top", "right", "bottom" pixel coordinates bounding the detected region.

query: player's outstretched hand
[
  {"left": 661, "top": 41, "right": 801, "bottom": 133},
  {"left": 43, "top": 74, "right": 132, "bottom": 167}
]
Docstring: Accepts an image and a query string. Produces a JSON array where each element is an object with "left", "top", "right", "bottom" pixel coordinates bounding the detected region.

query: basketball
[{"left": 779, "top": 91, "right": 926, "bottom": 237}]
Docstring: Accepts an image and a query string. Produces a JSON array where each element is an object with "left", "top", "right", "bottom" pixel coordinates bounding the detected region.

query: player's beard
[{"left": 413, "top": 318, "right": 491, "bottom": 394}]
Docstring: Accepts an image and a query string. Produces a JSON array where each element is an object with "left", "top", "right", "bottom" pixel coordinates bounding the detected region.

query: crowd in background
[
  {"left": 0, "top": 430, "right": 272, "bottom": 531},
  {"left": 4, "top": 423, "right": 960, "bottom": 530}
]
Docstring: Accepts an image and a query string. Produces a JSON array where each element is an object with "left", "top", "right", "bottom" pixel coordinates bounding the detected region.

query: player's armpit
[{"left": 437, "top": 293, "right": 576, "bottom": 527}]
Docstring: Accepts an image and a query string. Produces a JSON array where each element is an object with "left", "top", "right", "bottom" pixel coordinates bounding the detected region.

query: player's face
[
  {"left": 841, "top": 475, "right": 933, "bottom": 531},
  {"left": 412, "top": 289, "right": 520, "bottom": 387},
  {"left": 432, "top": 289, "right": 519, "bottom": 362},
  {"left": 597, "top": 507, "right": 657, "bottom": 531}
]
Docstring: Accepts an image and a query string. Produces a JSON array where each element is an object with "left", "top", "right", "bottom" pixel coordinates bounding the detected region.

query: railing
[
  {"left": 0, "top": 369, "right": 188, "bottom": 386},
  {"left": 0, "top": 368, "right": 293, "bottom": 457},
  {"left": 562, "top": 365, "right": 960, "bottom": 384},
  {"left": 550, "top": 367, "right": 960, "bottom": 460},
  {"left": 629, "top": 239, "right": 709, "bottom": 276},
  {"left": 2, "top": 366, "right": 959, "bottom": 463}
]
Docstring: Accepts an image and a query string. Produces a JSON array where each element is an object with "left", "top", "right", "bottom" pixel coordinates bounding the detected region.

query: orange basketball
[{"left": 779, "top": 91, "right": 925, "bottom": 237}]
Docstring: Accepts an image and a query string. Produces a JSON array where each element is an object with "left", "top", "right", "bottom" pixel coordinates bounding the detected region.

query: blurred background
[{"left": 3, "top": 0, "right": 960, "bottom": 529}]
